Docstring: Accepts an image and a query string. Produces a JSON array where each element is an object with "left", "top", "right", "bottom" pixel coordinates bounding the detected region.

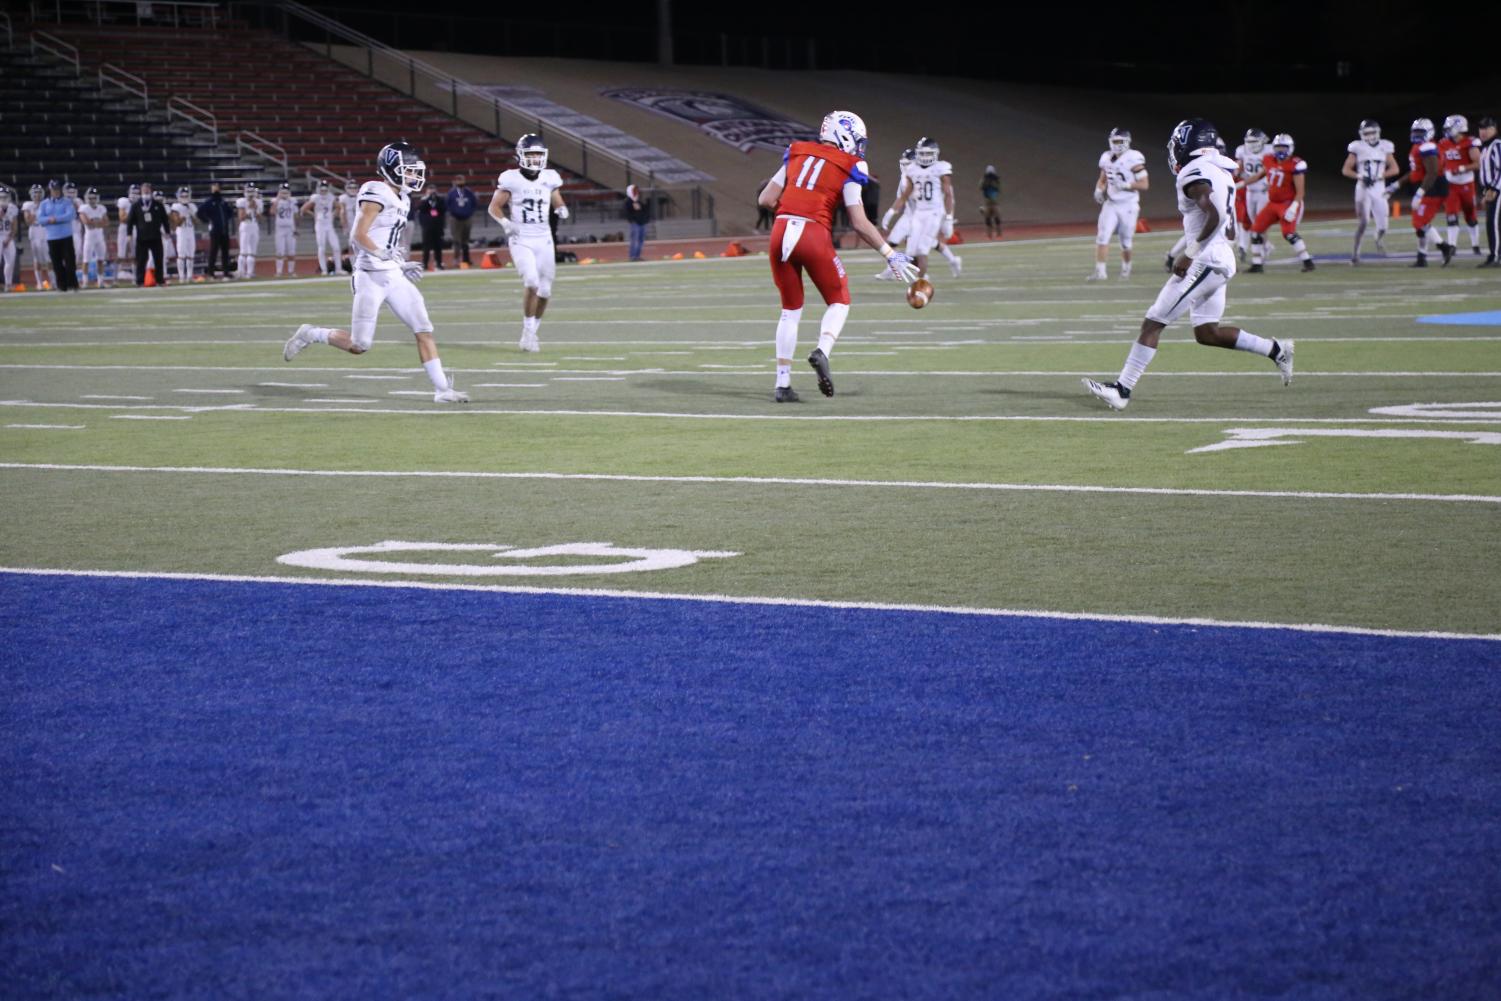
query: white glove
[
  {"left": 881, "top": 207, "right": 897, "bottom": 230},
  {"left": 555, "top": 204, "right": 569, "bottom": 220},
  {"left": 1093, "top": 187, "right": 1106, "bottom": 205},
  {"left": 499, "top": 217, "right": 517, "bottom": 239},
  {"left": 940, "top": 214, "right": 954, "bottom": 238},
  {"left": 885, "top": 250, "right": 919, "bottom": 285},
  {"left": 1285, "top": 200, "right": 1302, "bottom": 224},
  {"left": 1385, "top": 181, "right": 1402, "bottom": 196},
  {"left": 400, "top": 261, "right": 423, "bottom": 282},
  {"left": 1411, "top": 190, "right": 1424, "bottom": 213},
  {"left": 379, "top": 244, "right": 407, "bottom": 264}
]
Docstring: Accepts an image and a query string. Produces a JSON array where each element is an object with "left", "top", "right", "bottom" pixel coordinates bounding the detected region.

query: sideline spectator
[
  {"left": 418, "top": 182, "right": 447, "bottom": 270},
  {"left": 38, "top": 179, "right": 79, "bottom": 291},
  {"left": 446, "top": 174, "right": 477, "bottom": 266},
  {"left": 127, "top": 181, "right": 170, "bottom": 286},
  {"left": 624, "top": 184, "right": 649, "bottom": 261},
  {"left": 197, "top": 182, "right": 235, "bottom": 279},
  {"left": 981, "top": 165, "right": 1002, "bottom": 239},
  {"left": 755, "top": 179, "right": 774, "bottom": 231}
]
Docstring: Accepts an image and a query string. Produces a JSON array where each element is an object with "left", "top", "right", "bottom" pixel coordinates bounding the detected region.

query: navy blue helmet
[
  {"left": 376, "top": 140, "right": 426, "bottom": 193},
  {"left": 1166, "top": 119, "right": 1219, "bottom": 174}
]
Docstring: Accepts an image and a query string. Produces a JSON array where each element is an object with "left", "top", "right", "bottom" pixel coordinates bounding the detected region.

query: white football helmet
[
  {"left": 344, "top": 179, "right": 358, "bottom": 195},
  {"left": 1271, "top": 133, "right": 1295, "bottom": 160},
  {"left": 1108, "top": 127, "right": 1131, "bottom": 154},
  {"left": 128, "top": 183, "right": 141, "bottom": 198},
  {"left": 1243, "top": 128, "right": 1267, "bottom": 154},
  {"left": 818, "top": 110, "right": 868, "bottom": 157},
  {"left": 0, "top": 186, "right": 11, "bottom": 206},
  {"left": 85, "top": 186, "right": 100, "bottom": 206},
  {"left": 30, "top": 183, "right": 45, "bottom": 200},
  {"left": 913, "top": 136, "right": 939, "bottom": 167},
  {"left": 898, "top": 147, "right": 914, "bottom": 170},
  {"left": 1411, "top": 118, "right": 1436, "bottom": 143},
  {"left": 516, "top": 133, "right": 549, "bottom": 173},
  {"left": 1443, "top": 114, "right": 1468, "bottom": 139},
  {"left": 177, "top": 185, "right": 192, "bottom": 200}
]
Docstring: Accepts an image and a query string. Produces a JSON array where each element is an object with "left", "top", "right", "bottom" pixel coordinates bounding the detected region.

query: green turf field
[{"left": 3, "top": 223, "right": 1498, "bottom": 636}]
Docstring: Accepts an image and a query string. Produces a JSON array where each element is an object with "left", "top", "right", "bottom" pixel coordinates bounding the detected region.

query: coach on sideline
[
  {"left": 127, "top": 181, "right": 170, "bottom": 287},
  {"left": 38, "top": 179, "right": 80, "bottom": 291},
  {"left": 1479, "top": 116, "right": 1498, "bottom": 268}
]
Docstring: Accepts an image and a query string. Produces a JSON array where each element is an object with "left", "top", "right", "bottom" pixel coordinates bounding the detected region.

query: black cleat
[
  {"left": 807, "top": 348, "right": 834, "bottom": 397},
  {"left": 1301, "top": 259, "right": 1316, "bottom": 272},
  {"left": 1478, "top": 258, "right": 1498, "bottom": 269},
  {"left": 1409, "top": 255, "right": 1427, "bottom": 268},
  {"left": 1440, "top": 242, "right": 1456, "bottom": 266},
  {"left": 773, "top": 386, "right": 800, "bottom": 403},
  {"left": 1248, "top": 263, "right": 1264, "bottom": 273}
]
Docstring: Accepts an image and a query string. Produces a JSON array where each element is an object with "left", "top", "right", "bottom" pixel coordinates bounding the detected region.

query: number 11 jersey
[
  {"left": 497, "top": 168, "right": 563, "bottom": 240},
  {"left": 776, "top": 141, "right": 868, "bottom": 231}
]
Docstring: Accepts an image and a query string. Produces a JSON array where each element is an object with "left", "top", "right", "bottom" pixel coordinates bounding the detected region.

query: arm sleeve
[
  {"left": 769, "top": 165, "right": 787, "bottom": 187},
  {"left": 842, "top": 181, "right": 864, "bottom": 207}
]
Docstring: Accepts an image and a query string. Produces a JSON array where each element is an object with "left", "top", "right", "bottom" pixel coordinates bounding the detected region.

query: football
[{"left": 907, "top": 277, "right": 934, "bottom": 309}]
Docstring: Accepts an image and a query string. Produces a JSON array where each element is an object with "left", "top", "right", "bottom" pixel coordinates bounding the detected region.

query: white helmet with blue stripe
[{"left": 819, "top": 110, "right": 867, "bottom": 157}]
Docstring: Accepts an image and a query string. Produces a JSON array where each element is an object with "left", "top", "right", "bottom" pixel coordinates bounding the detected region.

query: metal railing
[
  {"left": 1, "top": 11, "right": 13, "bottom": 49},
  {"left": 99, "top": 61, "right": 148, "bottom": 109},
  {"left": 271, "top": 0, "right": 665, "bottom": 197},
  {"left": 303, "top": 164, "right": 349, "bottom": 190},
  {"left": 168, "top": 96, "right": 219, "bottom": 145},
  {"left": 30, "top": 29, "right": 79, "bottom": 74},
  {"left": 237, "top": 130, "right": 289, "bottom": 175},
  {"left": 29, "top": 0, "right": 221, "bottom": 28}
]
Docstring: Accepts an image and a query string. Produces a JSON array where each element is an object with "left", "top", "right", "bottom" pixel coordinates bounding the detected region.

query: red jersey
[
  {"left": 1261, "top": 152, "right": 1307, "bottom": 203},
  {"left": 776, "top": 141, "right": 868, "bottom": 230},
  {"left": 1408, "top": 141, "right": 1449, "bottom": 196},
  {"left": 1438, "top": 135, "right": 1477, "bottom": 184}
]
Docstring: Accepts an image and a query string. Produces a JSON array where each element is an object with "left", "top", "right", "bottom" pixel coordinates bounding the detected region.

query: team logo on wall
[{"left": 601, "top": 89, "right": 815, "bottom": 153}]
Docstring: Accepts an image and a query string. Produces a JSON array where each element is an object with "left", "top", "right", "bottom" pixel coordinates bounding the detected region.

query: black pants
[
  {"left": 421, "top": 228, "right": 444, "bottom": 269},
  {"left": 208, "top": 228, "right": 232, "bottom": 276},
  {"left": 136, "top": 236, "right": 166, "bottom": 286},
  {"left": 47, "top": 237, "right": 78, "bottom": 291},
  {"left": 1486, "top": 193, "right": 1499, "bottom": 262}
]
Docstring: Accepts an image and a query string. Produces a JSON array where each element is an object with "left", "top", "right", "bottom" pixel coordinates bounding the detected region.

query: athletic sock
[
  {"left": 817, "top": 303, "right": 849, "bottom": 358},
  {"left": 1468, "top": 224, "right": 1480, "bottom": 249},
  {"left": 423, "top": 358, "right": 449, "bottom": 391},
  {"left": 1094, "top": 262, "right": 1107, "bottom": 278},
  {"left": 816, "top": 333, "right": 836, "bottom": 357},
  {"left": 306, "top": 326, "right": 332, "bottom": 343},
  {"left": 775, "top": 307, "right": 801, "bottom": 362},
  {"left": 775, "top": 363, "right": 791, "bottom": 389},
  {"left": 1120, "top": 262, "right": 1132, "bottom": 277},
  {"left": 939, "top": 243, "right": 957, "bottom": 263},
  {"left": 1291, "top": 238, "right": 1309, "bottom": 260},
  {"left": 1234, "top": 331, "right": 1275, "bottom": 357},
  {"left": 1117, "top": 342, "right": 1156, "bottom": 391}
]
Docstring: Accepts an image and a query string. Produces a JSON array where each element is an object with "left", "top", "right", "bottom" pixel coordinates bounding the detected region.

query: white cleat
[
  {"left": 284, "top": 323, "right": 315, "bottom": 361},
  {"left": 1085, "top": 272, "right": 1108, "bottom": 282},
  {"left": 1081, "top": 377, "right": 1130, "bottom": 411},
  {"left": 948, "top": 254, "right": 962, "bottom": 278},
  {"left": 518, "top": 331, "right": 541, "bottom": 352},
  {"left": 434, "top": 377, "right": 469, "bottom": 403},
  {"left": 1274, "top": 339, "right": 1295, "bottom": 386},
  {"left": 1119, "top": 269, "right": 1132, "bottom": 280}
]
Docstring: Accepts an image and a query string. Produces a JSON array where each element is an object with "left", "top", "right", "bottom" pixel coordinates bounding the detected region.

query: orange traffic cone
[
  {"left": 671, "top": 252, "right": 685, "bottom": 260},
  {"left": 1135, "top": 217, "right": 1151, "bottom": 233},
  {"left": 1391, "top": 200, "right": 1401, "bottom": 219},
  {"left": 723, "top": 241, "right": 747, "bottom": 257},
  {"left": 946, "top": 231, "right": 965, "bottom": 245},
  {"left": 144, "top": 268, "right": 157, "bottom": 287},
  {"left": 481, "top": 250, "right": 497, "bottom": 269},
  {"left": 692, "top": 250, "right": 706, "bottom": 259}
]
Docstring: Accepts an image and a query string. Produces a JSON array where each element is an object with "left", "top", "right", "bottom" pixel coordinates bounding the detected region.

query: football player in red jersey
[
  {"left": 758, "top": 110, "right": 918, "bottom": 402},
  {"left": 1405, "top": 118, "right": 1457, "bottom": 267},
  {"left": 1247, "top": 133, "right": 1315, "bottom": 273},
  {"left": 1438, "top": 114, "right": 1483, "bottom": 255}
]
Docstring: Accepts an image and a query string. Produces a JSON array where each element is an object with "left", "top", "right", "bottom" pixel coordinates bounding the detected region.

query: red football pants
[
  {"left": 769, "top": 216, "right": 850, "bottom": 310},
  {"left": 1413, "top": 195, "right": 1445, "bottom": 231},
  {"left": 1445, "top": 182, "right": 1477, "bottom": 224}
]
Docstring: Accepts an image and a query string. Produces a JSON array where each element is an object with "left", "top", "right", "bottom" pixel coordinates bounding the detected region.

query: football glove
[
  {"left": 940, "top": 214, "right": 954, "bottom": 238},
  {"left": 1093, "top": 187, "right": 1106, "bottom": 205},
  {"left": 886, "top": 251, "right": 919, "bottom": 285},
  {"left": 379, "top": 244, "right": 407, "bottom": 264},
  {"left": 555, "top": 204, "right": 569, "bottom": 220},
  {"left": 881, "top": 207, "right": 897, "bottom": 230},
  {"left": 499, "top": 217, "right": 517, "bottom": 239},
  {"left": 400, "top": 261, "right": 423, "bottom": 282},
  {"left": 1411, "top": 191, "right": 1424, "bottom": 212},
  {"left": 1385, "top": 181, "right": 1402, "bottom": 196},
  {"left": 1285, "top": 201, "right": 1303, "bottom": 224}
]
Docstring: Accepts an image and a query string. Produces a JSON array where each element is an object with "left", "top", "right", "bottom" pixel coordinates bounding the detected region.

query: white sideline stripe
[
  {"left": 109, "top": 415, "right": 191, "bottom": 421},
  {"left": 80, "top": 394, "right": 153, "bottom": 400},
  {"left": 174, "top": 388, "right": 246, "bottom": 394},
  {"left": 0, "top": 566, "right": 1495, "bottom": 644},
  {"left": 6, "top": 424, "right": 85, "bottom": 430},
  {"left": 471, "top": 383, "right": 547, "bottom": 388},
  {"left": 553, "top": 376, "right": 626, "bottom": 382},
  {"left": 257, "top": 382, "right": 328, "bottom": 388},
  {"left": 3, "top": 400, "right": 1500, "bottom": 426},
  {"left": 1, "top": 462, "right": 1495, "bottom": 505}
]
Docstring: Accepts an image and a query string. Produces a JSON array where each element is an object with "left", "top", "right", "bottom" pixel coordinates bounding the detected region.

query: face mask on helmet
[
  {"left": 1108, "top": 130, "right": 1131, "bottom": 155},
  {"left": 1359, "top": 120, "right": 1381, "bottom": 144},
  {"left": 914, "top": 142, "right": 938, "bottom": 167}
]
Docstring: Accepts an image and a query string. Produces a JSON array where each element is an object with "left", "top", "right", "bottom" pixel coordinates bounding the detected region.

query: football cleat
[
  {"left": 1273, "top": 340, "right": 1295, "bottom": 385},
  {"left": 1248, "top": 263, "right": 1264, "bottom": 273},
  {"left": 1301, "top": 259, "right": 1316, "bottom": 272},
  {"left": 1375, "top": 235, "right": 1387, "bottom": 255},
  {"left": 1440, "top": 243, "right": 1456, "bottom": 266},
  {"left": 773, "top": 386, "right": 800, "bottom": 403},
  {"left": 519, "top": 330, "right": 540, "bottom": 352},
  {"left": 283, "top": 323, "right": 315, "bottom": 361},
  {"left": 434, "top": 377, "right": 469, "bottom": 404},
  {"left": 1081, "top": 377, "right": 1130, "bottom": 411},
  {"left": 1086, "top": 271, "right": 1108, "bottom": 282},
  {"left": 948, "top": 254, "right": 962, "bottom": 278},
  {"left": 1409, "top": 255, "right": 1428, "bottom": 268},
  {"left": 807, "top": 348, "right": 834, "bottom": 397}
]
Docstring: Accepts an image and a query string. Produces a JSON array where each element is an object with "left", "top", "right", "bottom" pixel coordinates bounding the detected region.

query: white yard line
[
  {"left": 1, "top": 461, "right": 1495, "bottom": 505},
  {"left": 109, "top": 415, "right": 191, "bottom": 421},
  {"left": 257, "top": 382, "right": 328, "bottom": 388},
  {"left": 5, "top": 424, "right": 85, "bottom": 430},
  {"left": 80, "top": 394, "right": 154, "bottom": 400},
  {"left": 0, "top": 565, "right": 1494, "bottom": 643},
  {"left": 174, "top": 388, "right": 246, "bottom": 394}
]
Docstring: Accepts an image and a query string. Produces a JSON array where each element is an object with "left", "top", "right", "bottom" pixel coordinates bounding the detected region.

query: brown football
[{"left": 907, "top": 278, "right": 934, "bottom": 309}]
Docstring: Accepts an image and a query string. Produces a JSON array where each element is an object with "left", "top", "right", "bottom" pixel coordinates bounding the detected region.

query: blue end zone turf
[
  {"left": 1417, "top": 310, "right": 1501, "bottom": 326},
  {"left": 3, "top": 573, "right": 1499, "bottom": 998}
]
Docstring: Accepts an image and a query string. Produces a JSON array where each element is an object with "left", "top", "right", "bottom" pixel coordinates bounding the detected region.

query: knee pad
[
  {"left": 536, "top": 283, "right": 551, "bottom": 300},
  {"left": 1251, "top": 233, "right": 1265, "bottom": 245},
  {"left": 1284, "top": 232, "right": 1300, "bottom": 245},
  {"left": 1446, "top": 214, "right": 1458, "bottom": 226},
  {"left": 349, "top": 325, "right": 374, "bottom": 353},
  {"left": 1120, "top": 235, "right": 1134, "bottom": 250}
]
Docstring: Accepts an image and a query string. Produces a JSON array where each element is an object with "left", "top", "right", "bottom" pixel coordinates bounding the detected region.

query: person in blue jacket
[{"left": 37, "top": 179, "right": 79, "bottom": 291}]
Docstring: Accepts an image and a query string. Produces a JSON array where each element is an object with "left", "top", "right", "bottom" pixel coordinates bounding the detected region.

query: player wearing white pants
[
  {"left": 1234, "top": 130, "right": 1269, "bottom": 260},
  {"left": 1091, "top": 128, "right": 1148, "bottom": 280},
  {"left": 1084, "top": 119, "right": 1293, "bottom": 412},
  {"left": 885, "top": 137, "right": 961, "bottom": 279},
  {"left": 79, "top": 189, "right": 111, "bottom": 288},
  {"left": 489, "top": 133, "right": 568, "bottom": 352},
  {"left": 302, "top": 181, "right": 343, "bottom": 275},
  {"left": 115, "top": 185, "right": 138, "bottom": 280},
  {"left": 875, "top": 146, "right": 915, "bottom": 279},
  {"left": 22, "top": 186, "right": 52, "bottom": 287},
  {"left": 0, "top": 189, "right": 17, "bottom": 289},
  {"left": 270, "top": 184, "right": 298, "bottom": 277},
  {"left": 283, "top": 142, "right": 467, "bottom": 404},
  {"left": 170, "top": 188, "right": 197, "bottom": 283},
  {"left": 236, "top": 184, "right": 262, "bottom": 279},
  {"left": 1342, "top": 119, "right": 1398, "bottom": 262}
]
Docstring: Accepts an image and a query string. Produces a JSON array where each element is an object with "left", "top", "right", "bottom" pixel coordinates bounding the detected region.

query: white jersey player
[
  {"left": 1090, "top": 127, "right": 1149, "bottom": 280},
  {"left": 283, "top": 142, "right": 467, "bottom": 403},
  {"left": 0, "top": 187, "right": 17, "bottom": 290},
  {"left": 78, "top": 188, "right": 111, "bottom": 288},
  {"left": 155, "top": 191, "right": 175, "bottom": 270},
  {"left": 1084, "top": 119, "right": 1292, "bottom": 412},
  {"left": 488, "top": 133, "right": 569, "bottom": 352},
  {"left": 875, "top": 146, "right": 915, "bottom": 278},
  {"left": 1341, "top": 118, "right": 1398, "bottom": 262},
  {"left": 170, "top": 187, "right": 197, "bottom": 283},
  {"left": 1232, "top": 129, "right": 1270, "bottom": 260},
  {"left": 236, "top": 184, "right": 262, "bottom": 279},
  {"left": 271, "top": 183, "right": 299, "bottom": 277},
  {"left": 65, "top": 182, "right": 83, "bottom": 271},
  {"left": 338, "top": 180, "right": 359, "bottom": 257},
  {"left": 884, "top": 137, "right": 961, "bottom": 278},
  {"left": 116, "top": 183, "right": 138, "bottom": 279},
  {"left": 301, "top": 181, "right": 342, "bottom": 275},
  {"left": 22, "top": 185, "right": 52, "bottom": 288}
]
